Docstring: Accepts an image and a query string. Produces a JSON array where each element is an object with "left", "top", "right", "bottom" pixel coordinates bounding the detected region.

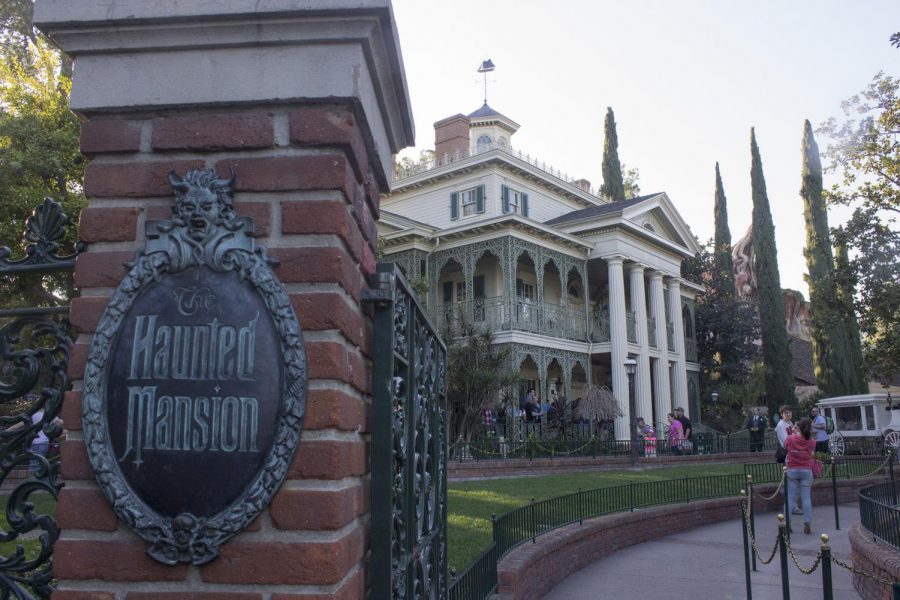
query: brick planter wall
[
  {"left": 849, "top": 522, "right": 900, "bottom": 600},
  {"left": 495, "top": 477, "right": 885, "bottom": 600},
  {"left": 449, "top": 451, "right": 773, "bottom": 481}
]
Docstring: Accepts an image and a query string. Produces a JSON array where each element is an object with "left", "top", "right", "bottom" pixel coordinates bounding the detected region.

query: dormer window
[{"left": 501, "top": 185, "right": 529, "bottom": 217}]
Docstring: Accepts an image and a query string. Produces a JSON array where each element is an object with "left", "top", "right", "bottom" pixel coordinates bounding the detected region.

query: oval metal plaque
[{"left": 83, "top": 169, "right": 306, "bottom": 565}]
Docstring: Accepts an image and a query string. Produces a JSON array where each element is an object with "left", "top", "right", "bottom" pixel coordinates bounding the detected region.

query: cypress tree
[
  {"left": 834, "top": 234, "right": 868, "bottom": 393},
  {"left": 600, "top": 107, "right": 625, "bottom": 201},
  {"left": 713, "top": 163, "right": 735, "bottom": 299},
  {"left": 750, "top": 128, "right": 795, "bottom": 408},
  {"left": 800, "top": 120, "right": 859, "bottom": 396}
]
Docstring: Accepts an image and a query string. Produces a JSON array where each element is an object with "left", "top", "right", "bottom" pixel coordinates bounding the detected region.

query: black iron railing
[
  {"left": 859, "top": 480, "right": 900, "bottom": 550},
  {"left": 448, "top": 454, "right": 894, "bottom": 600}
]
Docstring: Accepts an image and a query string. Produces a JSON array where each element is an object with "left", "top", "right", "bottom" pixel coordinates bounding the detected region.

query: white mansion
[{"left": 379, "top": 103, "right": 703, "bottom": 437}]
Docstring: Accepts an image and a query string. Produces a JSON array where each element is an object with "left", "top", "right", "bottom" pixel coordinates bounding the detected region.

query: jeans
[{"left": 787, "top": 468, "right": 813, "bottom": 524}]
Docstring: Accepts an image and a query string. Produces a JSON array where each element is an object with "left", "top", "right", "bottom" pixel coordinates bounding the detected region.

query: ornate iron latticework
[
  {"left": 0, "top": 198, "right": 82, "bottom": 598},
  {"left": 367, "top": 264, "right": 448, "bottom": 600}
]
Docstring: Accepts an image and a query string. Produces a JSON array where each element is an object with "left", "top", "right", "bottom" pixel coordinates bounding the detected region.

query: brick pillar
[{"left": 35, "top": 2, "right": 413, "bottom": 598}]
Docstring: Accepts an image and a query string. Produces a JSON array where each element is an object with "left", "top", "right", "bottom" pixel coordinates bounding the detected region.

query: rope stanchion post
[
  {"left": 747, "top": 474, "right": 757, "bottom": 571},
  {"left": 831, "top": 456, "right": 840, "bottom": 530},
  {"left": 777, "top": 514, "right": 791, "bottom": 600},
  {"left": 820, "top": 534, "right": 833, "bottom": 600},
  {"left": 740, "top": 490, "right": 753, "bottom": 600},
  {"left": 783, "top": 467, "right": 792, "bottom": 541}
]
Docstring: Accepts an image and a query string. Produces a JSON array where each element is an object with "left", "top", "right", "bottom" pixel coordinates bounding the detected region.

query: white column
[
  {"left": 629, "top": 265, "right": 652, "bottom": 425},
  {"left": 668, "top": 278, "right": 690, "bottom": 416},
  {"left": 648, "top": 271, "right": 671, "bottom": 427},
  {"left": 607, "top": 256, "right": 629, "bottom": 438}
]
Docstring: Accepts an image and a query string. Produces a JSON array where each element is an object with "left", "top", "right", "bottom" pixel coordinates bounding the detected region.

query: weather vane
[{"left": 478, "top": 59, "right": 495, "bottom": 105}]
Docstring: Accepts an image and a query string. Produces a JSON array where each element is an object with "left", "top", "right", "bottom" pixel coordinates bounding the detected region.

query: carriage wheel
[
  {"left": 883, "top": 430, "right": 900, "bottom": 454},
  {"left": 829, "top": 431, "right": 845, "bottom": 456}
]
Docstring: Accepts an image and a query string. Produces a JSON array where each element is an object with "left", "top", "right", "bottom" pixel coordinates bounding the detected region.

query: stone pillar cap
[{"left": 35, "top": 0, "right": 415, "bottom": 188}]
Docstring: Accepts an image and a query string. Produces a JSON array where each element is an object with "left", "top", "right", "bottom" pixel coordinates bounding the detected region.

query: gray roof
[
  {"left": 543, "top": 194, "right": 659, "bottom": 226},
  {"left": 467, "top": 102, "right": 505, "bottom": 119}
]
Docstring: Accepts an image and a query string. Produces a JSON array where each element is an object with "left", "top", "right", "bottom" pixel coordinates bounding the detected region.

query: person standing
[
  {"left": 811, "top": 406, "right": 829, "bottom": 454},
  {"left": 746, "top": 407, "right": 767, "bottom": 452},
  {"left": 785, "top": 418, "right": 816, "bottom": 534},
  {"left": 675, "top": 407, "right": 692, "bottom": 454},
  {"left": 667, "top": 413, "right": 684, "bottom": 456},
  {"left": 775, "top": 405, "right": 794, "bottom": 464}
]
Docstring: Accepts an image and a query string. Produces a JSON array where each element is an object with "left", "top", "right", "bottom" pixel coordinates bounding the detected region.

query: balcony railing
[
  {"left": 685, "top": 338, "right": 697, "bottom": 362},
  {"left": 437, "top": 296, "right": 588, "bottom": 341},
  {"left": 647, "top": 316, "right": 657, "bottom": 348},
  {"left": 590, "top": 307, "right": 610, "bottom": 343},
  {"left": 394, "top": 141, "right": 597, "bottom": 195},
  {"left": 626, "top": 311, "right": 637, "bottom": 344}
]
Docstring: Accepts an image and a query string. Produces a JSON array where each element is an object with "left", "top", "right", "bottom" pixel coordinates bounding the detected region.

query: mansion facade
[{"left": 379, "top": 103, "right": 703, "bottom": 438}]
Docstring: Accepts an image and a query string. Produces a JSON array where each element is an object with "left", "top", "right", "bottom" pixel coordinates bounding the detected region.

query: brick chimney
[
  {"left": 434, "top": 114, "right": 470, "bottom": 160},
  {"left": 574, "top": 178, "right": 592, "bottom": 193}
]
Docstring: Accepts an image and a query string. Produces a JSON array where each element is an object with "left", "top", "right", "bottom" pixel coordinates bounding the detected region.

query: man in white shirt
[
  {"left": 811, "top": 406, "right": 830, "bottom": 454},
  {"left": 774, "top": 405, "right": 793, "bottom": 464}
]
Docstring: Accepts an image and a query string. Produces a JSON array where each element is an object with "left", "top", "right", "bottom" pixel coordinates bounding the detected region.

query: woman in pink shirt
[
  {"left": 785, "top": 418, "right": 816, "bottom": 534},
  {"left": 667, "top": 413, "right": 684, "bottom": 456}
]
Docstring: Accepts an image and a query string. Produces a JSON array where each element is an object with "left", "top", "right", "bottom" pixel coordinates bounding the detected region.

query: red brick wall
[
  {"left": 433, "top": 114, "right": 470, "bottom": 159},
  {"left": 849, "top": 522, "right": 900, "bottom": 600},
  {"left": 56, "top": 104, "right": 379, "bottom": 599}
]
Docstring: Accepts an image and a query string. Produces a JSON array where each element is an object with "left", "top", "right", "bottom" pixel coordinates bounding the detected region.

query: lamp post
[
  {"left": 624, "top": 357, "right": 638, "bottom": 469},
  {"left": 711, "top": 387, "right": 719, "bottom": 405}
]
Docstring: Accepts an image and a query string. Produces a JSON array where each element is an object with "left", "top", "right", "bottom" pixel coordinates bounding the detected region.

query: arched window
[
  {"left": 643, "top": 222, "right": 656, "bottom": 232},
  {"left": 476, "top": 134, "right": 492, "bottom": 150}
]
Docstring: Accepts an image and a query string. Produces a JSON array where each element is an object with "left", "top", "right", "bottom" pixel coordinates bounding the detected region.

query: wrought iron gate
[
  {"left": 367, "top": 264, "right": 449, "bottom": 600},
  {"left": 0, "top": 198, "right": 81, "bottom": 598}
]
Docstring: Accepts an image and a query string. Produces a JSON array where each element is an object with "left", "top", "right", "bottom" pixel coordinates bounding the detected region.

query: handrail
[{"left": 858, "top": 480, "right": 900, "bottom": 550}]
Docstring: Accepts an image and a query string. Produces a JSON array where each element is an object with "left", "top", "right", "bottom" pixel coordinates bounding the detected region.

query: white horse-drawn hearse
[{"left": 817, "top": 393, "right": 897, "bottom": 455}]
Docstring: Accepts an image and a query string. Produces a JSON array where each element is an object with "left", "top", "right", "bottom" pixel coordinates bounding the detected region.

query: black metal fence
[
  {"left": 448, "top": 454, "right": 895, "bottom": 600},
  {"left": 859, "top": 480, "right": 900, "bottom": 550},
  {"left": 0, "top": 198, "right": 81, "bottom": 599}
]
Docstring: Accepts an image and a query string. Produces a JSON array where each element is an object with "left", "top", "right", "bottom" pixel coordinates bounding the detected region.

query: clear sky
[{"left": 391, "top": 0, "right": 900, "bottom": 296}]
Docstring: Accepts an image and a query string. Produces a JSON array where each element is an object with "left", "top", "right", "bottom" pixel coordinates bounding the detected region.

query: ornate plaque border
[{"left": 82, "top": 169, "right": 307, "bottom": 565}]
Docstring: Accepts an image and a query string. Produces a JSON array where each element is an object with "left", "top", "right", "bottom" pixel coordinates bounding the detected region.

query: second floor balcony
[{"left": 437, "top": 296, "right": 588, "bottom": 341}]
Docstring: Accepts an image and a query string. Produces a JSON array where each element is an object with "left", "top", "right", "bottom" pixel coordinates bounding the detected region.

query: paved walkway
[{"left": 545, "top": 504, "right": 863, "bottom": 599}]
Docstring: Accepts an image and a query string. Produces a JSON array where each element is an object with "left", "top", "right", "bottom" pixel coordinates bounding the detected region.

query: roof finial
[{"left": 478, "top": 59, "right": 495, "bottom": 105}]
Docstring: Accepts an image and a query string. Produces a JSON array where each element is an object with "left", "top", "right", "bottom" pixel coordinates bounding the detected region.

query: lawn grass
[{"left": 447, "top": 463, "right": 745, "bottom": 572}]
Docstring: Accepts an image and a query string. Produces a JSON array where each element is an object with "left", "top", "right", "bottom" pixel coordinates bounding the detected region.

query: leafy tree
[
  {"left": 600, "top": 107, "right": 625, "bottom": 201},
  {"left": 750, "top": 128, "right": 795, "bottom": 409},
  {"left": 445, "top": 317, "right": 519, "bottom": 442},
  {"left": 712, "top": 162, "right": 735, "bottom": 299},
  {"left": 393, "top": 148, "right": 435, "bottom": 178},
  {"left": 683, "top": 240, "right": 759, "bottom": 386},
  {"left": 0, "top": 34, "right": 85, "bottom": 308},
  {"left": 800, "top": 120, "right": 866, "bottom": 395},
  {"left": 622, "top": 163, "right": 640, "bottom": 199},
  {"left": 819, "top": 72, "right": 900, "bottom": 383}
]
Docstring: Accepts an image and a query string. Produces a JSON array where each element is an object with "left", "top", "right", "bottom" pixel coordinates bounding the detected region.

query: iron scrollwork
[
  {"left": 369, "top": 264, "right": 447, "bottom": 600},
  {"left": 82, "top": 169, "right": 307, "bottom": 565},
  {"left": 0, "top": 197, "right": 82, "bottom": 598}
]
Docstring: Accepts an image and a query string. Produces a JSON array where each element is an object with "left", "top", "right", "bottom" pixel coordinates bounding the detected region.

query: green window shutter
[
  {"left": 522, "top": 193, "right": 529, "bottom": 217},
  {"left": 476, "top": 185, "right": 485, "bottom": 213},
  {"left": 501, "top": 185, "right": 509, "bottom": 213},
  {"left": 450, "top": 192, "right": 459, "bottom": 220},
  {"left": 443, "top": 281, "right": 453, "bottom": 303},
  {"left": 473, "top": 275, "right": 485, "bottom": 299}
]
